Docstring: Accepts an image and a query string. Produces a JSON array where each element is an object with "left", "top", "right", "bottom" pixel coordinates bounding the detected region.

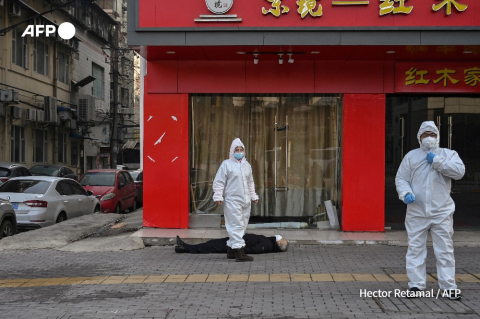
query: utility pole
[{"left": 110, "top": 23, "right": 119, "bottom": 168}]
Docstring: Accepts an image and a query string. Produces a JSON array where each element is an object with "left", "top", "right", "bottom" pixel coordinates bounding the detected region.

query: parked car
[
  {"left": 30, "top": 164, "right": 78, "bottom": 181},
  {"left": 0, "top": 176, "right": 100, "bottom": 230},
  {"left": 0, "top": 198, "right": 16, "bottom": 239},
  {"left": 129, "top": 169, "right": 143, "bottom": 205},
  {"left": 79, "top": 169, "right": 137, "bottom": 214},
  {"left": 0, "top": 162, "right": 32, "bottom": 183}
]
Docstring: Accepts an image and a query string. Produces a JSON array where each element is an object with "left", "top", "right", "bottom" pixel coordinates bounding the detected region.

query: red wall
[
  {"left": 341, "top": 94, "right": 386, "bottom": 231},
  {"left": 147, "top": 60, "right": 387, "bottom": 94},
  {"left": 143, "top": 92, "right": 190, "bottom": 228}
]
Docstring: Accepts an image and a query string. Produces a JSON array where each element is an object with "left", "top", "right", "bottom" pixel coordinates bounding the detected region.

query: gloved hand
[
  {"left": 426, "top": 152, "right": 436, "bottom": 164},
  {"left": 403, "top": 193, "right": 415, "bottom": 204}
]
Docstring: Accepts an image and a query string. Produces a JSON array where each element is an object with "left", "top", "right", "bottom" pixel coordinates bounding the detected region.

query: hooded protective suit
[
  {"left": 213, "top": 138, "right": 259, "bottom": 249},
  {"left": 396, "top": 121, "right": 465, "bottom": 291}
]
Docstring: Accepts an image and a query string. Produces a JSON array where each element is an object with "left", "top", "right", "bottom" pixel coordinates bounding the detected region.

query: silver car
[
  {"left": 0, "top": 197, "right": 16, "bottom": 239},
  {"left": 0, "top": 176, "right": 101, "bottom": 230}
]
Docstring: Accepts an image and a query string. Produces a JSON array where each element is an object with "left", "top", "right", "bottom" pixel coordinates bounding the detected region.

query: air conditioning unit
[
  {"left": 59, "top": 109, "right": 71, "bottom": 122},
  {"left": 66, "top": 119, "right": 77, "bottom": 130},
  {"left": 26, "top": 109, "right": 36, "bottom": 121},
  {"left": 44, "top": 96, "right": 58, "bottom": 122},
  {"left": 0, "top": 89, "right": 19, "bottom": 103},
  {"left": 36, "top": 110, "right": 44, "bottom": 122},
  {"left": 77, "top": 95, "right": 96, "bottom": 122},
  {"left": 9, "top": 3, "right": 21, "bottom": 18},
  {"left": 11, "top": 106, "right": 22, "bottom": 119}
]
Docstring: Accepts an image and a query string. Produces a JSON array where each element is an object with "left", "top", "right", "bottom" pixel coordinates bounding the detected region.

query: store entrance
[
  {"left": 385, "top": 96, "right": 480, "bottom": 230},
  {"left": 191, "top": 94, "right": 341, "bottom": 226}
]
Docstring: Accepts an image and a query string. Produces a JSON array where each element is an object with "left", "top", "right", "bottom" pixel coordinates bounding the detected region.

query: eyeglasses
[{"left": 421, "top": 132, "right": 437, "bottom": 138}]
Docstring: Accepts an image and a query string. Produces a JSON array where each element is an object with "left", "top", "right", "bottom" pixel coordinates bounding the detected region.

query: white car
[{"left": 0, "top": 176, "right": 101, "bottom": 230}]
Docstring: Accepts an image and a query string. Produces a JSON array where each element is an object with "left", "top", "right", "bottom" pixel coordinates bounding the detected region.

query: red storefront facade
[{"left": 129, "top": 0, "right": 480, "bottom": 231}]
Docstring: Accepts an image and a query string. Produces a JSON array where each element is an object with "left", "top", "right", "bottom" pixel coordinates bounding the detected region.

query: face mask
[
  {"left": 234, "top": 152, "right": 244, "bottom": 160},
  {"left": 422, "top": 136, "right": 437, "bottom": 150}
]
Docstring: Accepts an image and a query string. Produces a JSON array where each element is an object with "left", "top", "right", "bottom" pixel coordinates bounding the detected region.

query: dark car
[
  {"left": 30, "top": 164, "right": 78, "bottom": 181},
  {"left": 0, "top": 162, "right": 32, "bottom": 183},
  {"left": 129, "top": 169, "right": 143, "bottom": 205}
]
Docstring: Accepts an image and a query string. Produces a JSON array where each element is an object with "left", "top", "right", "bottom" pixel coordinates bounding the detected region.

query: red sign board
[
  {"left": 139, "top": 0, "right": 480, "bottom": 28},
  {"left": 395, "top": 63, "right": 480, "bottom": 93}
]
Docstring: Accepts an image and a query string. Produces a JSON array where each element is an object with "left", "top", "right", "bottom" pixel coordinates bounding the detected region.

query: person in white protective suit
[
  {"left": 213, "top": 138, "right": 259, "bottom": 262},
  {"left": 395, "top": 121, "right": 465, "bottom": 300}
]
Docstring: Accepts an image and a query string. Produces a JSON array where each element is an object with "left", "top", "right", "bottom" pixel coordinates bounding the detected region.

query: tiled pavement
[{"left": 1, "top": 245, "right": 480, "bottom": 318}]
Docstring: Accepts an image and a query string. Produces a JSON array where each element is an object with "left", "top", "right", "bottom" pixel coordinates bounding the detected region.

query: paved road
[{"left": 1, "top": 244, "right": 479, "bottom": 319}]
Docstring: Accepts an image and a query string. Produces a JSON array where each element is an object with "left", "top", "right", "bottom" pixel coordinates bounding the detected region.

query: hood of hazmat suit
[
  {"left": 395, "top": 121, "right": 465, "bottom": 291},
  {"left": 417, "top": 121, "right": 440, "bottom": 152},
  {"left": 212, "top": 138, "right": 259, "bottom": 249}
]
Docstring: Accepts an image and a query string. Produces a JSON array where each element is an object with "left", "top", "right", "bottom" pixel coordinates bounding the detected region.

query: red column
[
  {"left": 341, "top": 94, "right": 385, "bottom": 231},
  {"left": 143, "top": 93, "right": 190, "bottom": 228}
]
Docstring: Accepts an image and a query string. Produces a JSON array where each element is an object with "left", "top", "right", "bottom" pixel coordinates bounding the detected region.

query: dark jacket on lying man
[{"left": 175, "top": 233, "right": 288, "bottom": 254}]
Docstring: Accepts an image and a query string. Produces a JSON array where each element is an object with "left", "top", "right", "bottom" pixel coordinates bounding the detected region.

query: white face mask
[{"left": 422, "top": 136, "right": 437, "bottom": 150}]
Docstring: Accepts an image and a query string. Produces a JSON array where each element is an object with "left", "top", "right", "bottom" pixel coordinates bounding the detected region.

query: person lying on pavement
[{"left": 174, "top": 233, "right": 288, "bottom": 258}]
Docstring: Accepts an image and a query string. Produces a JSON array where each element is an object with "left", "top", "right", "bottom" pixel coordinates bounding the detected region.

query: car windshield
[
  {"left": 30, "top": 165, "right": 60, "bottom": 176},
  {"left": 79, "top": 172, "right": 116, "bottom": 186},
  {"left": 130, "top": 172, "right": 139, "bottom": 180},
  {"left": 0, "top": 180, "right": 51, "bottom": 194},
  {"left": 0, "top": 168, "right": 10, "bottom": 177}
]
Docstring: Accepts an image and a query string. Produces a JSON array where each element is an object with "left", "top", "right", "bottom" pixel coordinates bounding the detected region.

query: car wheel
[
  {"left": 94, "top": 205, "right": 101, "bottom": 214},
  {"left": 115, "top": 203, "right": 122, "bottom": 214},
  {"left": 0, "top": 220, "right": 14, "bottom": 239},
  {"left": 129, "top": 200, "right": 137, "bottom": 213},
  {"left": 56, "top": 212, "right": 67, "bottom": 223}
]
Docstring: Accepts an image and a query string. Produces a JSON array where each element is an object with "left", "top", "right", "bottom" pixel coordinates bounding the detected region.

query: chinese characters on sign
[
  {"left": 405, "top": 67, "right": 480, "bottom": 87},
  {"left": 262, "top": 0, "right": 468, "bottom": 18},
  {"left": 396, "top": 64, "right": 480, "bottom": 93}
]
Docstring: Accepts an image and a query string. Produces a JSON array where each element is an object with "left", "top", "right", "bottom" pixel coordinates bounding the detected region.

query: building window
[
  {"left": 58, "top": 132, "right": 67, "bottom": 163},
  {"left": 121, "top": 88, "right": 129, "bottom": 108},
  {"left": 12, "top": 28, "right": 28, "bottom": 68},
  {"left": 34, "top": 39, "right": 49, "bottom": 77},
  {"left": 11, "top": 126, "right": 25, "bottom": 163},
  {"left": 58, "top": 51, "right": 69, "bottom": 84},
  {"left": 34, "top": 129, "right": 48, "bottom": 163},
  {"left": 92, "top": 63, "right": 104, "bottom": 99}
]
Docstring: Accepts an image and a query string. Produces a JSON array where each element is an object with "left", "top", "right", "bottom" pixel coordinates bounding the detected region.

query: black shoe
[
  {"left": 175, "top": 245, "right": 189, "bottom": 253},
  {"left": 176, "top": 235, "right": 185, "bottom": 247},
  {"left": 407, "top": 287, "right": 422, "bottom": 298},
  {"left": 227, "top": 247, "right": 235, "bottom": 259},
  {"left": 446, "top": 289, "right": 462, "bottom": 300},
  {"left": 234, "top": 247, "right": 253, "bottom": 262}
]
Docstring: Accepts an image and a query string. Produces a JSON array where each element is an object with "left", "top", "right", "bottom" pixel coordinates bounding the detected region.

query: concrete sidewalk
[{"left": 133, "top": 226, "right": 480, "bottom": 247}]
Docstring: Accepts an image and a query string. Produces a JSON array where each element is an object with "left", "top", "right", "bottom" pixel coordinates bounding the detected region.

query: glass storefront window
[{"left": 191, "top": 94, "right": 342, "bottom": 224}]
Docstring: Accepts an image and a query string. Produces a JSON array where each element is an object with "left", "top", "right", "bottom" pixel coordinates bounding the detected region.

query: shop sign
[
  {"left": 206, "top": 0, "right": 234, "bottom": 14},
  {"left": 395, "top": 63, "right": 480, "bottom": 93},
  {"left": 139, "top": 0, "right": 479, "bottom": 28}
]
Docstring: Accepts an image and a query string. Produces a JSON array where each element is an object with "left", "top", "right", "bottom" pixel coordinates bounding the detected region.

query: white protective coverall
[
  {"left": 213, "top": 138, "right": 259, "bottom": 249},
  {"left": 395, "top": 121, "right": 465, "bottom": 290}
]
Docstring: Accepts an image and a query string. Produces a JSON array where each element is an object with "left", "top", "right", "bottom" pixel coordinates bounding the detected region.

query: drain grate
[{"left": 373, "top": 295, "right": 476, "bottom": 314}]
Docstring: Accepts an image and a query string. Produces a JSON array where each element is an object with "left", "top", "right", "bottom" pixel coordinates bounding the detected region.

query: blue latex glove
[
  {"left": 403, "top": 193, "right": 415, "bottom": 204},
  {"left": 427, "top": 152, "right": 436, "bottom": 164}
]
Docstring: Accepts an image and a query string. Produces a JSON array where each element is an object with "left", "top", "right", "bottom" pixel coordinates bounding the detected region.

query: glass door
[
  {"left": 191, "top": 94, "right": 341, "bottom": 224},
  {"left": 385, "top": 96, "right": 480, "bottom": 230}
]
